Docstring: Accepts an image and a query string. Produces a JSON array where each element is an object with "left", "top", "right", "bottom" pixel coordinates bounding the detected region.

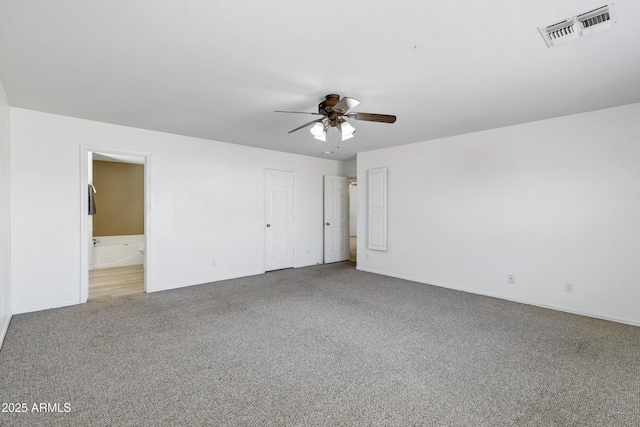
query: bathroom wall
[{"left": 92, "top": 160, "right": 144, "bottom": 236}]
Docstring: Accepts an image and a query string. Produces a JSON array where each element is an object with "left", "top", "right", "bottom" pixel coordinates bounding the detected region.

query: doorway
[{"left": 80, "top": 146, "right": 150, "bottom": 302}]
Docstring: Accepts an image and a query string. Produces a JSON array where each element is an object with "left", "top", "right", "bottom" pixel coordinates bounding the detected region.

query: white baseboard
[
  {"left": 11, "top": 298, "right": 81, "bottom": 315},
  {"left": 0, "top": 313, "right": 11, "bottom": 350},
  {"left": 147, "top": 269, "right": 264, "bottom": 293},
  {"left": 356, "top": 266, "right": 640, "bottom": 328}
]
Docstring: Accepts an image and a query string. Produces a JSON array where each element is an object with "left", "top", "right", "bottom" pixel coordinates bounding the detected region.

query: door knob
[
  {"left": 326, "top": 222, "right": 330, "bottom": 226},
  {"left": 266, "top": 224, "right": 271, "bottom": 227}
]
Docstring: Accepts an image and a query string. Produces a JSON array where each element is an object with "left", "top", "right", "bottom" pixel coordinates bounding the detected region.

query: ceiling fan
[{"left": 275, "top": 94, "right": 396, "bottom": 142}]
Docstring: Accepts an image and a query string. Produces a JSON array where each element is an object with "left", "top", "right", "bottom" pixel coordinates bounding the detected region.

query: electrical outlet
[
  {"left": 564, "top": 282, "right": 573, "bottom": 293},
  {"left": 508, "top": 274, "right": 515, "bottom": 284}
]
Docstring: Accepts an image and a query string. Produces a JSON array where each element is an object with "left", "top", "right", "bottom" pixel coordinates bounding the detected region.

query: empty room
[{"left": 1, "top": 1, "right": 639, "bottom": 426}]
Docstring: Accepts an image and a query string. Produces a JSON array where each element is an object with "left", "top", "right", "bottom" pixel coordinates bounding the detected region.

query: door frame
[
  {"left": 263, "top": 167, "right": 296, "bottom": 272},
  {"left": 79, "top": 144, "right": 151, "bottom": 303}
]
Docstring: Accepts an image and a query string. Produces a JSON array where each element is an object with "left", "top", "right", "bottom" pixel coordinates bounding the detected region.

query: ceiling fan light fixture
[
  {"left": 341, "top": 121, "right": 355, "bottom": 141},
  {"left": 310, "top": 122, "right": 326, "bottom": 141},
  {"left": 277, "top": 94, "right": 396, "bottom": 143}
]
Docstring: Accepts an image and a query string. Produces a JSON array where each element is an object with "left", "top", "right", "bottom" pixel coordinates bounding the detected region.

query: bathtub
[{"left": 92, "top": 234, "right": 145, "bottom": 269}]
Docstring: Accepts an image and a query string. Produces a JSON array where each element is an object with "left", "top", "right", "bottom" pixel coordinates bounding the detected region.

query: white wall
[
  {"left": 349, "top": 185, "right": 357, "bottom": 236},
  {"left": 357, "top": 103, "right": 640, "bottom": 326},
  {"left": 0, "top": 80, "right": 11, "bottom": 348},
  {"left": 10, "top": 108, "right": 346, "bottom": 313},
  {"left": 345, "top": 160, "right": 358, "bottom": 236},
  {"left": 343, "top": 159, "right": 357, "bottom": 177}
]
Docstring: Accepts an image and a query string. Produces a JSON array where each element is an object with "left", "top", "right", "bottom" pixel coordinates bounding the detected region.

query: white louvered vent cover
[{"left": 539, "top": 2, "right": 617, "bottom": 47}]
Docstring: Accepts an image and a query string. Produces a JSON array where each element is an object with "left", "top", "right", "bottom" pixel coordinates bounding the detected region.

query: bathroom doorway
[{"left": 80, "top": 147, "right": 149, "bottom": 302}]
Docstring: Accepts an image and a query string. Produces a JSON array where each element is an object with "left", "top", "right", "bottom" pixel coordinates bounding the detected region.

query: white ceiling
[{"left": 1, "top": 1, "right": 639, "bottom": 161}]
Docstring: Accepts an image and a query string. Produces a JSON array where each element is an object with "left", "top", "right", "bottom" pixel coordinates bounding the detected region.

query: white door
[
  {"left": 265, "top": 169, "right": 295, "bottom": 271},
  {"left": 324, "top": 175, "right": 350, "bottom": 263}
]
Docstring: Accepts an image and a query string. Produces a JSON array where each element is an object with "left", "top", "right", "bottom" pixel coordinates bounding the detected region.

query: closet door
[
  {"left": 324, "top": 175, "right": 349, "bottom": 263},
  {"left": 265, "top": 169, "right": 295, "bottom": 271}
]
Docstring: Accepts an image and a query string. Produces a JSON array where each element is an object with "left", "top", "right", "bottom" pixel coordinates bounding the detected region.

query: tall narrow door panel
[
  {"left": 368, "top": 167, "right": 387, "bottom": 251},
  {"left": 324, "top": 175, "right": 349, "bottom": 263},
  {"left": 265, "top": 169, "right": 295, "bottom": 271}
]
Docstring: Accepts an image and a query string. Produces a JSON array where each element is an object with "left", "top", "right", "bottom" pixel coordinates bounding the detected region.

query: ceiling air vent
[
  {"left": 539, "top": 2, "right": 617, "bottom": 47},
  {"left": 578, "top": 5, "right": 614, "bottom": 35},
  {"left": 544, "top": 19, "right": 579, "bottom": 46}
]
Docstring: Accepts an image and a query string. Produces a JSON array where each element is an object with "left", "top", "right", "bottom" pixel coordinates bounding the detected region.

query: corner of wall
[
  {"left": 0, "top": 315, "right": 10, "bottom": 351},
  {"left": 0, "top": 79, "right": 12, "bottom": 349}
]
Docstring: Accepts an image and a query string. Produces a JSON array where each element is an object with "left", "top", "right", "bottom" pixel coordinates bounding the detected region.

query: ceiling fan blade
[
  {"left": 332, "top": 97, "right": 360, "bottom": 114},
  {"left": 346, "top": 112, "right": 397, "bottom": 124},
  {"left": 275, "top": 110, "right": 322, "bottom": 115},
  {"left": 288, "top": 118, "right": 323, "bottom": 134}
]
